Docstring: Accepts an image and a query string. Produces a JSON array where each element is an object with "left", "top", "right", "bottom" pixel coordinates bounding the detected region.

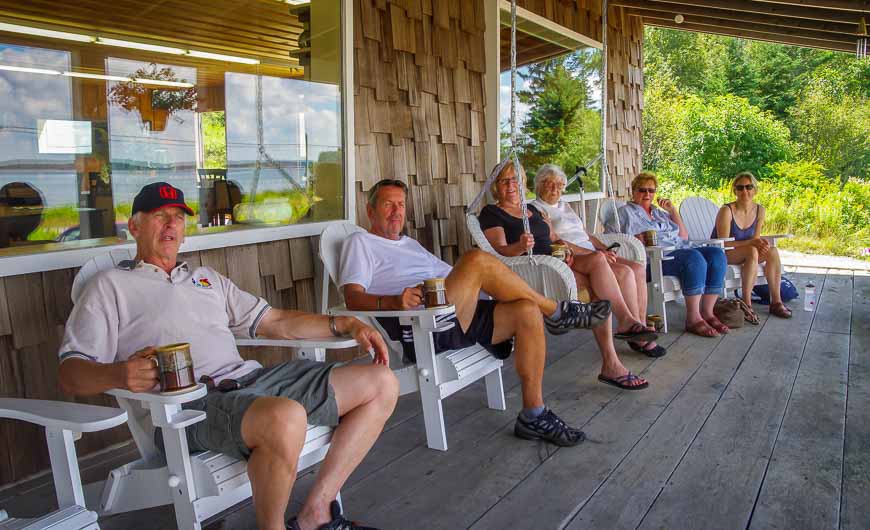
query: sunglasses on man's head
[
  {"left": 636, "top": 187, "right": 656, "bottom": 194},
  {"left": 735, "top": 184, "right": 755, "bottom": 191}
]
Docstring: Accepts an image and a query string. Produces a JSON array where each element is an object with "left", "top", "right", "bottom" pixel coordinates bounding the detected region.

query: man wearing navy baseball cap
[{"left": 59, "top": 180, "right": 396, "bottom": 529}]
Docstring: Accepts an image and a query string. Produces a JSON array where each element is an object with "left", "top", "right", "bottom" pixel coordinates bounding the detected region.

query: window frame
[{"left": 0, "top": 0, "right": 355, "bottom": 278}]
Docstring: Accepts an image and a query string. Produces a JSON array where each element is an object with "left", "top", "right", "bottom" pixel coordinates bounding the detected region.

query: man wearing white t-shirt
[
  {"left": 340, "top": 179, "right": 613, "bottom": 447},
  {"left": 58, "top": 182, "right": 395, "bottom": 530}
]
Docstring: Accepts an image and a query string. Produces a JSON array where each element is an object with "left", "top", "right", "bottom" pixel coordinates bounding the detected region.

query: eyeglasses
[
  {"left": 496, "top": 178, "right": 517, "bottom": 186},
  {"left": 735, "top": 184, "right": 755, "bottom": 191},
  {"left": 541, "top": 181, "right": 566, "bottom": 191},
  {"left": 636, "top": 187, "right": 657, "bottom": 194}
]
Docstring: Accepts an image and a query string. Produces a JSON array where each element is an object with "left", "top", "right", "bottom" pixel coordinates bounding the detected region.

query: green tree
[
  {"left": 789, "top": 79, "right": 870, "bottom": 186},
  {"left": 201, "top": 111, "right": 227, "bottom": 168}
]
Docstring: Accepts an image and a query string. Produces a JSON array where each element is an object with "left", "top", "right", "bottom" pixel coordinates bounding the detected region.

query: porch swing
[{"left": 464, "top": 0, "right": 642, "bottom": 303}]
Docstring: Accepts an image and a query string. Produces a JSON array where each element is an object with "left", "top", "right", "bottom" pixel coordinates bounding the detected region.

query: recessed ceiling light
[
  {"left": 0, "top": 64, "right": 62, "bottom": 75},
  {"left": 0, "top": 21, "right": 93, "bottom": 42},
  {"left": 96, "top": 37, "right": 185, "bottom": 55}
]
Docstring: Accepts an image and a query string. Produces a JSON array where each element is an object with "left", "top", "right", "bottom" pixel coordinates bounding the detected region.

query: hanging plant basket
[{"left": 108, "top": 64, "right": 197, "bottom": 132}]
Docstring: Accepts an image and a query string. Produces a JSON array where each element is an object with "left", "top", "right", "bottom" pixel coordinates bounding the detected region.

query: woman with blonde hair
[{"left": 713, "top": 172, "right": 790, "bottom": 321}]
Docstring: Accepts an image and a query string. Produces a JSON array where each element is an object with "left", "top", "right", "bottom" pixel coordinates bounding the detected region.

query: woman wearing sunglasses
[
  {"left": 615, "top": 172, "right": 728, "bottom": 338},
  {"left": 713, "top": 172, "right": 790, "bottom": 322}
]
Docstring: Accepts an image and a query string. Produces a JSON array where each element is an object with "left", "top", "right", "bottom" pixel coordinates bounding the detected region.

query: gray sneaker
[
  {"left": 514, "top": 408, "right": 585, "bottom": 446},
  {"left": 545, "top": 300, "right": 611, "bottom": 334}
]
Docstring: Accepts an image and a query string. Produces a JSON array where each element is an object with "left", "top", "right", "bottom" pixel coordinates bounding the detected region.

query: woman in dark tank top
[{"left": 713, "top": 172, "right": 791, "bottom": 321}]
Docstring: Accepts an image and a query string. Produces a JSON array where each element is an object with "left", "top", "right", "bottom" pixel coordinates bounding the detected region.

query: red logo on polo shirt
[
  {"left": 159, "top": 185, "right": 178, "bottom": 199},
  {"left": 192, "top": 277, "right": 212, "bottom": 289}
]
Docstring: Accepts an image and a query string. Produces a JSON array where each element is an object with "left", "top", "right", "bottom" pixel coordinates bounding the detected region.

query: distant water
[{"left": 0, "top": 168, "right": 307, "bottom": 207}]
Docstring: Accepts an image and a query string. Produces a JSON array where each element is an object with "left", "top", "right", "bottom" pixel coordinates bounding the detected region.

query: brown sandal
[
  {"left": 770, "top": 302, "right": 793, "bottom": 319},
  {"left": 686, "top": 320, "right": 719, "bottom": 338},
  {"left": 705, "top": 316, "right": 730, "bottom": 334}
]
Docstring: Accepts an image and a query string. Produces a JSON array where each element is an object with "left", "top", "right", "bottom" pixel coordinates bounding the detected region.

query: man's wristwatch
[{"left": 328, "top": 315, "right": 341, "bottom": 337}]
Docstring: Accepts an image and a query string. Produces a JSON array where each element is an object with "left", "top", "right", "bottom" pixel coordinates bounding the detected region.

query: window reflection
[{"left": 0, "top": 0, "right": 343, "bottom": 256}]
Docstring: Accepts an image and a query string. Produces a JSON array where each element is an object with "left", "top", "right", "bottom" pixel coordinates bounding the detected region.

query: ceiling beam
[
  {"left": 627, "top": 8, "right": 857, "bottom": 43},
  {"left": 612, "top": 0, "right": 863, "bottom": 25},
  {"left": 644, "top": 18, "right": 856, "bottom": 52},
  {"left": 612, "top": 0, "right": 856, "bottom": 35},
  {"left": 750, "top": 0, "right": 869, "bottom": 13}
]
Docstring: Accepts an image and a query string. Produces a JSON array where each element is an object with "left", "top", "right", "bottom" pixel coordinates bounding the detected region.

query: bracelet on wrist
[{"left": 328, "top": 315, "right": 341, "bottom": 337}]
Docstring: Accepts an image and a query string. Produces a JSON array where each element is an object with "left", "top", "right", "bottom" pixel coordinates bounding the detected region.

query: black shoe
[
  {"left": 287, "top": 501, "right": 379, "bottom": 530},
  {"left": 514, "top": 408, "right": 585, "bottom": 447},
  {"left": 545, "top": 300, "right": 611, "bottom": 334}
]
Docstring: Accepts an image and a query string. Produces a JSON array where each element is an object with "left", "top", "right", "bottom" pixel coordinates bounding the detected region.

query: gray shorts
[{"left": 181, "top": 359, "right": 341, "bottom": 460}]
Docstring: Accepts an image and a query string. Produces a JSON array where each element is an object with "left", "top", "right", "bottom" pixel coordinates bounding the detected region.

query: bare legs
[
  {"left": 445, "top": 249, "right": 558, "bottom": 328},
  {"left": 570, "top": 251, "right": 646, "bottom": 332},
  {"left": 760, "top": 246, "right": 783, "bottom": 305},
  {"left": 726, "top": 246, "right": 759, "bottom": 307},
  {"left": 490, "top": 300, "right": 547, "bottom": 409},
  {"left": 684, "top": 293, "right": 721, "bottom": 336},
  {"left": 242, "top": 365, "right": 399, "bottom": 530}
]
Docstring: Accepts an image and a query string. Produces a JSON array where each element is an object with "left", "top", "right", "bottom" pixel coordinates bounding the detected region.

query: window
[
  {"left": 0, "top": 0, "right": 344, "bottom": 257},
  {"left": 497, "top": 2, "right": 603, "bottom": 195}
]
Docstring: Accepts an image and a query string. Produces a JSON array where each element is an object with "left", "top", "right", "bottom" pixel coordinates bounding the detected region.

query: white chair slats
[{"left": 0, "top": 399, "right": 127, "bottom": 530}]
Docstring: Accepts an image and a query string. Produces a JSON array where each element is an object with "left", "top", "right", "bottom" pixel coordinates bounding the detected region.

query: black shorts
[{"left": 377, "top": 299, "right": 513, "bottom": 363}]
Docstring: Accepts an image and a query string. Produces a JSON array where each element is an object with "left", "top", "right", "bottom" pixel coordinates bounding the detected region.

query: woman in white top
[{"left": 531, "top": 164, "right": 664, "bottom": 357}]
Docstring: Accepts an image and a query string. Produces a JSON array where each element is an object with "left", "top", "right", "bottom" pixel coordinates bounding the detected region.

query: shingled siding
[
  {"left": 0, "top": 237, "right": 338, "bottom": 485},
  {"left": 353, "top": 0, "right": 490, "bottom": 264}
]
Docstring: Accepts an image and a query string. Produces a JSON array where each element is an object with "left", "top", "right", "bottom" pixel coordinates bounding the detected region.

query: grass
[{"left": 658, "top": 162, "right": 870, "bottom": 261}]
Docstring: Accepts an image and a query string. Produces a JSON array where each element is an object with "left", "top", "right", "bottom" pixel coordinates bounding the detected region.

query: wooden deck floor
[{"left": 2, "top": 269, "right": 867, "bottom": 530}]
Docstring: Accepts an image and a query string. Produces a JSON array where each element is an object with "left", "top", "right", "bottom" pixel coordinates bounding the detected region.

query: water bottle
[{"left": 803, "top": 282, "right": 816, "bottom": 312}]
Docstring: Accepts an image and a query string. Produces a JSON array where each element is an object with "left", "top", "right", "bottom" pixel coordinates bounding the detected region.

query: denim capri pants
[{"left": 662, "top": 246, "right": 727, "bottom": 296}]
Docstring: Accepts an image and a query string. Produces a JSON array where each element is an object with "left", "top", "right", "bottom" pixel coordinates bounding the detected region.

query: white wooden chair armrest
[
  {"left": 107, "top": 383, "right": 207, "bottom": 405},
  {"left": 593, "top": 233, "right": 646, "bottom": 265},
  {"left": 0, "top": 398, "right": 128, "bottom": 433},
  {"left": 761, "top": 234, "right": 791, "bottom": 247},
  {"left": 329, "top": 304, "right": 457, "bottom": 332},
  {"left": 645, "top": 245, "right": 676, "bottom": 261},
  {"left": 236, "top": 336, "right": 358, "bottom": 349},
  {"left": 689, "top": 238, "right": 732, "bottom": 248}
]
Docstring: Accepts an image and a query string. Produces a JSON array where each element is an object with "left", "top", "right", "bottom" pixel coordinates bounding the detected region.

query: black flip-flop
[
  {"left": 628, "top": 341, "right": 668, "bottom": 358},
  {"left": 614, "top": 323, "right": 658, "bottom": 343},
  {"left": 598, "top": 372, "right": 649, "bottom": 390}
]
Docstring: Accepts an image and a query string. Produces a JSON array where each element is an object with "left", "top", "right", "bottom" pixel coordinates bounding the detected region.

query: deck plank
[
  {"left": 812, "top": 271, "right": 852, "bottom": 335},
  {"left": 336, "top": 332, "right": 666, "bottom": 530},
  {"left": 636, "top": 273, "right": 824, "bottom": 530},
  {"left": 748, "top": 328, "right": 849, "bottom": 529},
  {"left": 565, "top": 314, "right": 767, "bottom": 529},
  {"left": 841, "top": 274, "right": 870, "bottom": 530},
  {"left": 468, "top": 327, "right": 722, "bottom": 529}
]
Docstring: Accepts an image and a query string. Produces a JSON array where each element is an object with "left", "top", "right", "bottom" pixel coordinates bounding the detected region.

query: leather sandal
[
  {"left": 705, "top": 316, "right": 730, "bottom": 334},
  {"left": 686, "top": 320, "right": 718, "bottom": 338},
  {"left": 770, "top": 302, "right": 793, "bottom": 319}
]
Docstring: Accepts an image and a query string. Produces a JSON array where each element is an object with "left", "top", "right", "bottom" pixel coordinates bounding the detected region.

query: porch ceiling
[{"left": 611, "top": 0, "right": 869, "bottom": 53}]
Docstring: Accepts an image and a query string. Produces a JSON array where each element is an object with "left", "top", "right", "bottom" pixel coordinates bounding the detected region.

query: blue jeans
[{"left": 662, "top": 247, "right": 726, "bottom": 296}]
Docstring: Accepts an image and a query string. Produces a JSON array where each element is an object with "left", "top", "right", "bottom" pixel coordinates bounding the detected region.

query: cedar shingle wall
[{"left": 353, "top": 0, "right": 488, "bottom": 263}]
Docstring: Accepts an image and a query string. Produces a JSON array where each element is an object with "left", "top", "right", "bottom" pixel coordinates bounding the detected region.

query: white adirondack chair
[
  {"left": 0, "top": 398, "right": 127, "bottom": 530},
  {"left": 318, "top": 222, "right": 507, "bottom": 452},
  {"left": 679, "top": 196, "right": 790, "bottom": 296},
  {"left": 71, "top": 249, "right": 356, "bottom": 530}
]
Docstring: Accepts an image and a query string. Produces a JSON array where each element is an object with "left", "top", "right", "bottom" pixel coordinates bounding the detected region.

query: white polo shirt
[{"left": 59, "top": 260, "right": 269, "bottom": 383}]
